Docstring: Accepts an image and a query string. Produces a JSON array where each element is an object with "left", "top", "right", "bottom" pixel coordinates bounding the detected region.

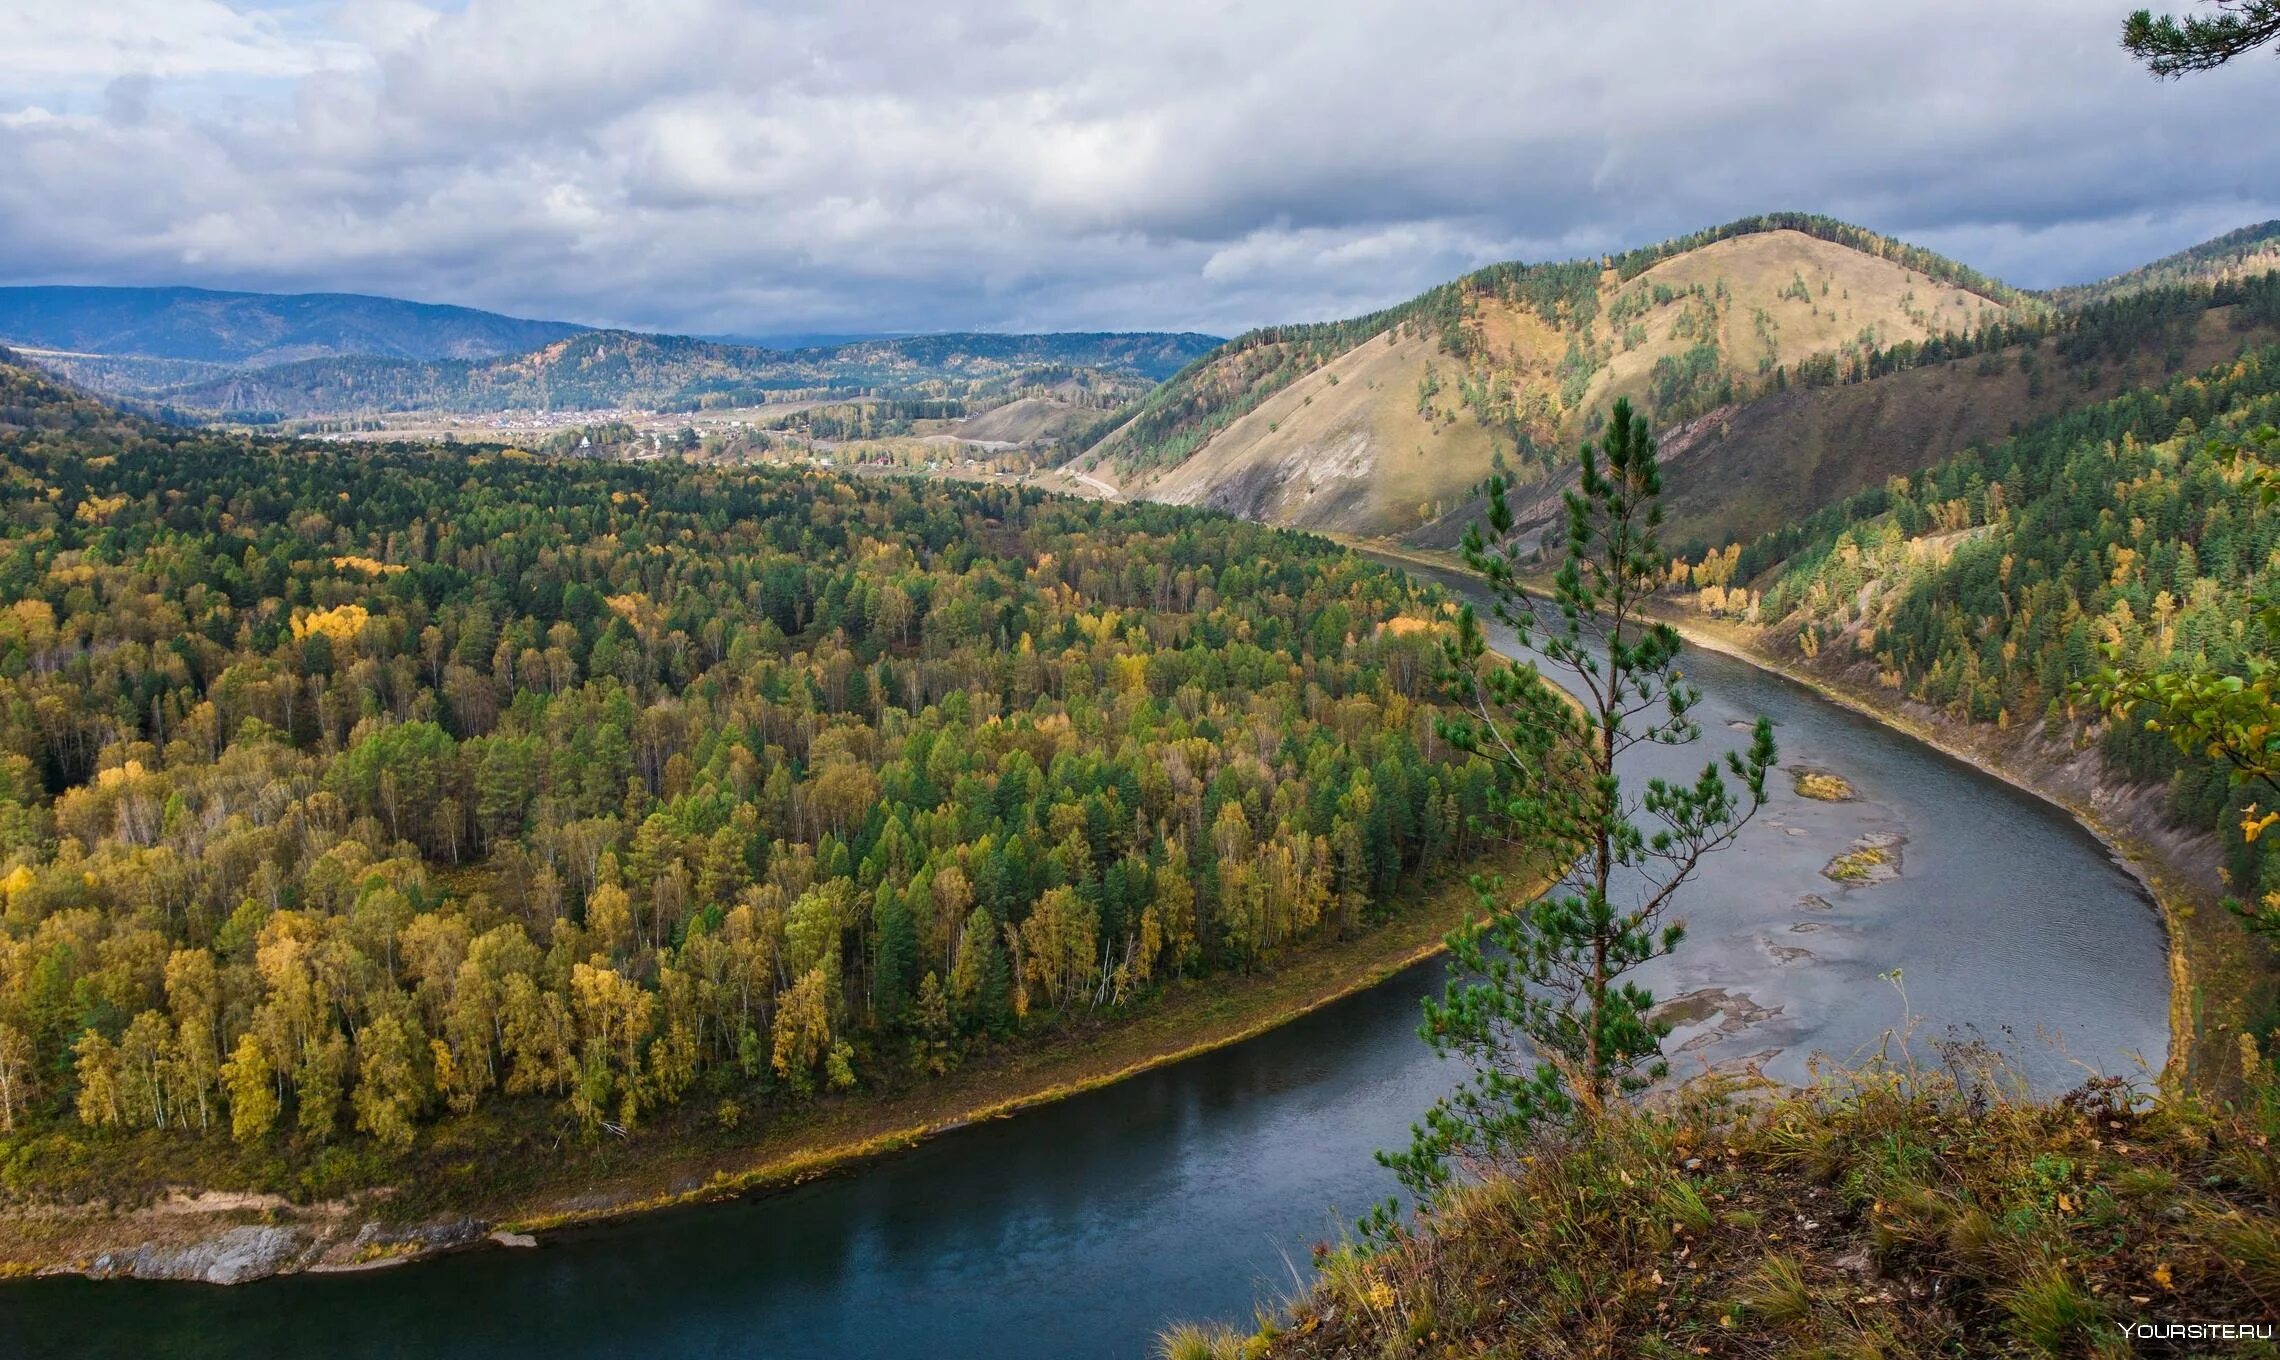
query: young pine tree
[{"left": 1382, "top": 397, "right": 1777, "bottom": 1199}]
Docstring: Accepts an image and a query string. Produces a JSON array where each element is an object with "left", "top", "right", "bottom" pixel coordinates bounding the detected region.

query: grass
[
  {"left": 1182, "top": 1048, "right": 2280, "bottom": 1359},
  {"left": 1821, "top": 844, "right": 1894, "bottom": 883},
  {"left": 1132, "top": 229, "right": 2038, "bottom": 543},
  {"left": 1792, "top": 768, "right": 1856, "bottom": 801}
]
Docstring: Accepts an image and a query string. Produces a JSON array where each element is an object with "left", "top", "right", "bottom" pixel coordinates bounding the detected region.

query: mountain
[
  {"left": 0, "top": 345, "right": 146, "bottom": 441},
  {"left": 1631, "top": 269, "right": 2280, "bottom": 554},
  {"left": 1076, "top": 216, "right": 2280, "bottom": 552},
  {"left": 48, "top": 328, "right": 1223, "bottom": 422},
  {"left": 0, "top": 285, "right": 588, "bottom": 366},
  {"left": 1077, "top": 215, "right": 2030, "bottom": 539},
  {"left": 706, "top": 330, "right": 900, "bottom": 350},
  {"left": 2039, "top": 219, "right": 2280, "bottom": 309}
]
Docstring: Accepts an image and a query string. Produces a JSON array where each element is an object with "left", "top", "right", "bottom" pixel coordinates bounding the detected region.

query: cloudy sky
[{"left": 3, "top": 0, "right": 2277, "bottom": 338}]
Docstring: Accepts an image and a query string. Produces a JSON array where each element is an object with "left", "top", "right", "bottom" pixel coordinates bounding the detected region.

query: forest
[
  {"left": 1679, "top": 339, "right": 2280, "bottom": 918},
  {"left": 0, "top": 364, "right": 1504, "bottom": 1187}
]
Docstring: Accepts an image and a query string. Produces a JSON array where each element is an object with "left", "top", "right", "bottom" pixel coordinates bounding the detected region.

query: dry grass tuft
[{"left": 1172, "top": 1056, "right": 2280, "bottom": 1358}]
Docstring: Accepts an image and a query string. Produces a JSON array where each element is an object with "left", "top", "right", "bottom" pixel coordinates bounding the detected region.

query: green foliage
[
  {"left": 2043, "top": 219, "right": 2280, "bottom": 309},
  {"left": 2078, "top": 423, "right": 2280, "bottom": 938},
  {"left": 2125, "top": 1, "right": 2280, "bottom": 77},
  {"left": 0, "top": 367, "right": 1506, "bottom": 1171},
  {"left": 1381, "top": 399, "right": 1774, "bottom": 1198}
]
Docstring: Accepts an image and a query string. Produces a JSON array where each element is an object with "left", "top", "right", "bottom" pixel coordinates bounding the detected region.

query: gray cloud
[{"left": 1, "top": 0, "right": 2276, "bottom": 336}]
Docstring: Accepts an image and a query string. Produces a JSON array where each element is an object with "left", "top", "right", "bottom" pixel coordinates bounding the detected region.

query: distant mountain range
[
  {"left": 37, "top": 329, "right": 1221, "bottom": 421},
  {"left": 0, "top": 285, "right": 590, "bottom": 366},
  {"left": 0, "top": 284, "right": 1223, "bottom": 421}
]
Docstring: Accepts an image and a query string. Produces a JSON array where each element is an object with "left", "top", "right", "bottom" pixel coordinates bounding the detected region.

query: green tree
[
  {"left": 1384, "top": 398, "right": 1776, "bottom": 1198},
  {"left": 949, "top": 905, "right": 1011, "bottom": 1032},
  {"left": 871, "top": 886, "right": 918, "bottom": 1026},
  {"left": 353, "top": 1008, "right": 428, "bottom": 1153},
  {"left": 2125, "top": 2, "right": 2280, "bottom": 76}
]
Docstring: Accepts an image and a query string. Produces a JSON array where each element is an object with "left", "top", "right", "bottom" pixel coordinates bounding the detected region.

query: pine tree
[
  {"left": 872, "top": 886, "right": 918, "bottom": 1025},
  {"left": 2124, "top": 2, "right": 2280, "bottom": 77},
  {"left": 1382, "top": 398, "right": 1777, "bottom": 1199},
  {"left": 949, "top": 904, "right": 1011, "bottom": 1032}
]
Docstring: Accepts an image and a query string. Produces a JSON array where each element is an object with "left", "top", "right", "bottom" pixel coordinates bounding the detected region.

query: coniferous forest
[{"left": 0, "top": 370, "right": 1504, "bottom": 1188}]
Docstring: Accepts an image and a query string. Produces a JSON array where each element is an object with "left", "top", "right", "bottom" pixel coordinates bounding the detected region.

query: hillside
[
  {"left": 1643, "top": 272, "right": 2280, "bottom": 552},
  {"left": 48, "top": 328, "right": 1222, "bottom": 423},
  {"left": 1163, "top": 1065, "right": 2280, "bottom": 1359},
  {"left": 2041, "top": 219, "right": 2280, "bottom": 309},
  {"left": 0, "top": 285, "right": 587, "bottom": 366},
  {"left": 1087, "top": 217, "right": 2025, "bottom": 539},
  {"left": 1652, "top": 335, "right": 2280, "bottom": 1092}
]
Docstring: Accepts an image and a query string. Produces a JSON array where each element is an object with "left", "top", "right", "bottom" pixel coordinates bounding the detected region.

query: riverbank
[
  {"left": 1349, "top": 536, "right": 2248, "bottom": 1095},
  {"left": 1642, "top": 604, "right": 2257, "bottom": 1093},
  {"left": 0, "top": 856, "right": 1514, "bottom": 1285}
]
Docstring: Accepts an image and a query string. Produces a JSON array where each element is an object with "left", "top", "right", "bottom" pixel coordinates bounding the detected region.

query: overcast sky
[{"left": 3, "top": 0, "right": 2277, "bottom": 338}]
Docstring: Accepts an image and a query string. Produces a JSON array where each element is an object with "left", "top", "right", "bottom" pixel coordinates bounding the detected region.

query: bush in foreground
[{"left": 1166, "top": 1048, "right": 2280, "bottom": 1358}]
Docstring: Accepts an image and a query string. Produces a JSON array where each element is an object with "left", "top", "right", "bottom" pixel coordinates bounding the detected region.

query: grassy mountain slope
[
  {"left": 1110, "top": 225, "right": 2017, "bottom": 537},
  {"left": 69, "top": 328, "right": 1221, "bottom": 421},
  {"left": 0, "top": 285, "right": 587, "bottom": 366}
]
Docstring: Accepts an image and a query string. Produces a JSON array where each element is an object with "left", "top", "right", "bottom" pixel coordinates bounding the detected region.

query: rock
[
  {"left": 1823, "top": 833, "right": 1904, "bottom": 885},
  {"left": 1789, "top": 766, "right": 1857, "bottom": 801},
  {"left": 490, "top": 1231, "right": 538, "bottom": 1249},
  {"left": 87, "top": 1225, "right": 309, "bottom": 1285}
]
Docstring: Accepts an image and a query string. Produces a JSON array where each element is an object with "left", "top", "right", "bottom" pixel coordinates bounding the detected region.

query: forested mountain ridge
[
  {"left": 1634, "top": 268, "right": 2280, "bottom": 555},
  {"left": 0, "top": 285, "right": 589, "bottom": 366},
  {"left": 0, "top": 359, "right": 1504, "bottom": 1216},
  {"left": 2039, "top": 219, "right": 2280, "bottom": 310},
  {"left": 0, "top": 346, "right": 143, "bottom": 440},
  {"left": 1078, "top": 215, "right": 2027, "bottom": 539}
]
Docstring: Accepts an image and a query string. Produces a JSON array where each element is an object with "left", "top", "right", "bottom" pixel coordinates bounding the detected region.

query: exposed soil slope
[{"left": 1127, "top": 229, "right": 2015, "bottom": 539}]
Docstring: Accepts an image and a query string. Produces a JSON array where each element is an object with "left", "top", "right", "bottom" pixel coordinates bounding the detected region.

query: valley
[
  {"left": 3, "top": 211, "right": 2278, "bottom": 1358},
  {"left": 0, "top": 543, "right": 2172, "bottom": 1357}
]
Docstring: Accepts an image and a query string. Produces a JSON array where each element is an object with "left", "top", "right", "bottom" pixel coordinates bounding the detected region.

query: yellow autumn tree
[
  {"left": 223, "top": 1033, "right": 278, "bottom": 1143},
  {"left": 771, "top": 965, "right": 833, "bottom": 1094}
]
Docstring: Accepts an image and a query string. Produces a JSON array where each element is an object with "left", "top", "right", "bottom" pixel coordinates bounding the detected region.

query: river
[{"left": 0, "top": 557, "right": 2172, "bottom": 1360}]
